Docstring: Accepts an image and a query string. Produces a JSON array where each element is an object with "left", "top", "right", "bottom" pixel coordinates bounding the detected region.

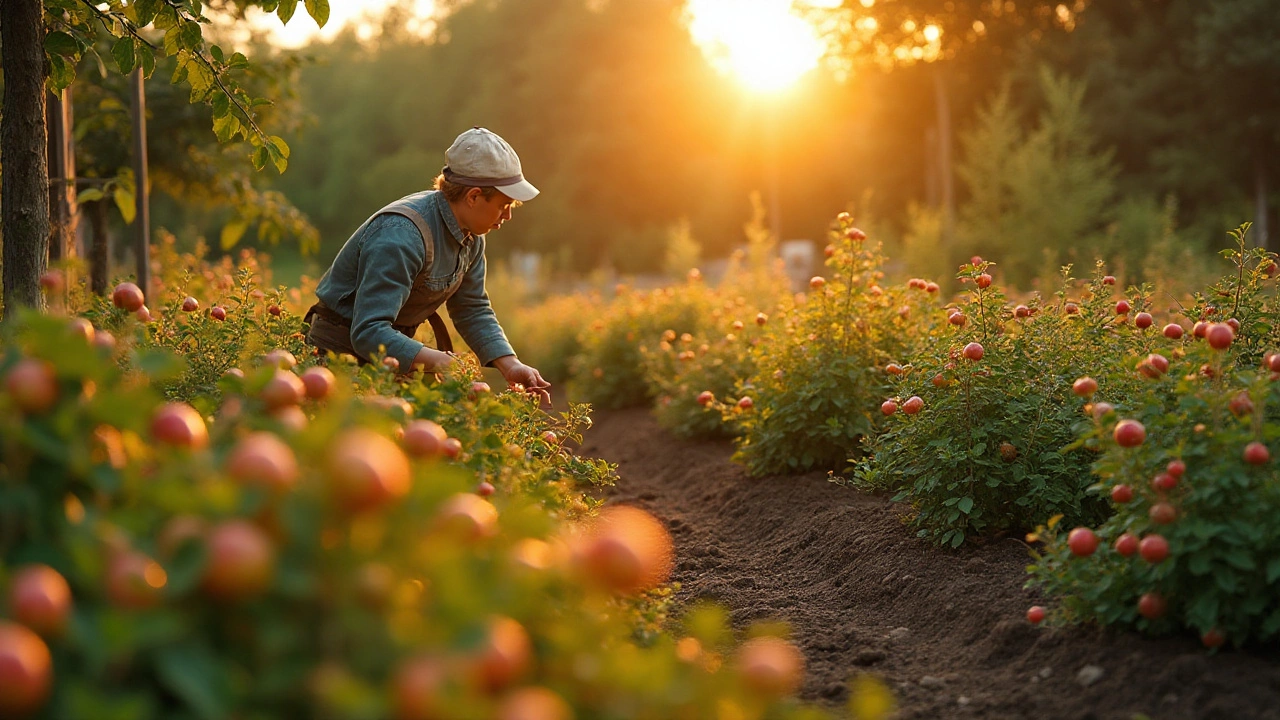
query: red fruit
[
  {"left": 476, "top": 481, "right": 495, "bottom": 497},
  {"left": 106, "top": 551, "right": 165, "bottom": 609},
  {"left": 1206, "top": 323, "right": 1234, "bottom": 350},
  {"left": 1114, "top": 419, "right": 1146, "bottom": 447},
  {"left": 1111, "top": 484, "right": 1134, "bottom": 503},
  {"left": 1114, "top": 533, "right": 1139, "bottom": 557},
  {"left": 755, "top": 313, "right": 767, "bottom": 326},
  {"left": 1116, "top": 300, "right": 1131, "bottom": 314},
  {"left": 135, "top": 305, "right": 153, "bottom": 323},
  {"left": 1226, "top": 318, "right": 1240, "bottom": 333},
  {"left": 111, "top": 282, "right": 145, "bottom": 312},
  {"left": 1151, "top": 473, "right": 1177, "bottom": 492},
  {"left": 1244, "top": 442, "right": 1270, "bottom": 465},
  {"left": 469, "top": 381, "right": 491, "bottom": 398},
  {"left": 1149, "top": 502, "right": 1177, "bottom": 525},
  {"left": 696, "top": 391, "right": 714, "bottom": 406},
  {"left": 1065, "top": 302, "right": 1079, "bottom": 314},
  {"left": 885, "top": 363, "right": 904, "bottom": 375},
  {"left": 9, "top": 566, "right": 72, "bottom": 637},
  {"left": 880, "top": 400, "right": 898, "bottom": 416},
  {"left": 400, "top": 420, "right": 449, "bottom": 459},
  {"left": 1230, "top": 392, "right": 1254, "bottom": 417},
  {"left": 497, "top": 687, "right": 572, "bottom": 720},
  {"left": 299, "top": 366, "right": 336, "bottom": 400},
  {"left": 737, "top": 397, "right": 754, "bottom": 410},
  {"left": 1192, "top": 321, "right": 1209, "bottom": 338},
  {"left": 970, "top": 255, "right": 984, "bottom": 265},
  {"left": 442, "top": 437, "right": 463, "bottom": 459},
  {"left": 151, "top": 402, "right": 209, "bottom": 450},
  {"left": 1139, "top": 534, "right": 1169, "bottom": 563},
  {"left": 268, "top": 304, "right": 282, "bottom": 316},
  {"left": 1102, "top": 275, "right": 1116, "bottom": 286},
  {"left": 1067, "top": 527, "right": 1099, "bottom": 557},
  {"left": 731, "top": 320, "right": 745, "bottom": 331},
  {"left": 328, "top": 429, "right": 412, "bottom": 512},
  {"left": 0, "top": 621, "right": 53, "bottom": 717},
  {"left": 39, "top": 271, "right": 64, "bottom": 294},
  {"left": 809, "top": 276, "right": 826, "bottom": 289},
  {"left": 1135, "top": 312, "right": 1153, "bottom": 329},
  {"left": 1092, "top": 401, "right": 1115, "bottom": 419},
  {"left": 210, "top": 306, "right": 227, "bottom": 321},
  {"left": 1202, "top": 628, "right": 1226, "bottom": 649},
  {"left": 263, "top": 349, "right": 298, "bottom": 369},
  {"left": 1167, "top": 460, "right": 1186, "bottom": 477},
  {"left": 823, "top": 245, "right": 836, "bottom": 258},
  {"left": 392, "top": 655, "right": 448, "bottom": 720},
  {"left": 226, "top": 432, "right": 298, "bottom": 491},
  {"left": 1268, "top": 353, "right": 1280, "bottom": 373},
  {"left": 738, "top": 636, "right": 804, "bottom": 697},
  {"left": 578, "top": 505, "right": 674, "bottom": 595},
  {"left": 1163, "top": 323, "right": 1184, "bottom": 339},
  {"left": 932, "top": 373, "right": 950, "bottom": 388},
  {"left": 1026, "top": 606, "right": 1046, "bottom": 624},
  {"left": 976, "top": 273, "right": 992, "bottom": 289},
  {"left": 902, "top": 396, "right": 924, "bottom": 414},
  {"left": 925, "top": 282, "right": 939, "bottom": 294},
  {"left": 181, "top": 296, "right": 199, "bottom": 312},
  {"left": 948, "top": 312, "right": 967, "bottom": 327},
  {"left": 847, "top": 227, "right": 867, "bottom": 241},
  {"left": 1146, "top": 353, "right": 1170, "bottom": 376},
  {"left": 67, "top": 317, "right": 95, "bottom": 344},
  {"left": 1138, "top": 592, "right": 1167, "bottom": 620},
  {"left": 261, "top": 370, "right": 305, "bottom": 410},
  {"left": 962, "top": 342, "right": 984, "bottom": 361},
  {"left": 1072, "top": 377, "right": 1098, "bottom": 397},
  {"left": 157, "top": 515, "right": 207, "bottom": 559},
  {"left": 5, "top": 359, "right": 58, "bottom": 415},
  {"left": 468, "top": 616, "right": 532, "bottom": 693},
  {"left": 203, "top": 520, "right": 275, "bottom": 600},
  {"left": 1014, "top": 305, "right": 1030, "bottom": 318},
  {"left": 433, "top": 493, "right": 499, "bottom": 541}
]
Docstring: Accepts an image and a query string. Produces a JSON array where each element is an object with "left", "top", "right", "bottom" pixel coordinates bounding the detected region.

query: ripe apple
[
  {"left": 880, "top": 400, "right": 898, "bottom": 416},
  {"left": 476, "top": 481, "right": 495, "bottom": 497},
  {"left": 1151, "top": 473, "right": 1177, "bottom": 492},
  {"left": 1139, "top": 534, "right": 1169, "bottom": 563},
  {"left": 809, "top": 276, "right": 826, "bottom": 289},
  {"left": 1111, "top": 484, "right": 1133, "bottom": 503},
  {"left": 181, "top": 296, "right": 200, "bottom": 312},
  {"left": 1229, "top": 392, "right": 1254, "bottom": 417},
  {"left": 299, "top": 366, "right": 336, "bottom": 400},
  {"left": 401, "top": 419, "right": 449, "bottom": 458},
  {"left": 93, "top": 330, "right": 117, "bottom": 353},
  {"left": 1202, "top": 628, "right": 1226, "bottom": 649},
  {"left": 202, "top": 520, "right": 275, "bottom": 600},
  {"left": 738, "top": 636, "right": 804, "bottom": 697},
  {"left": 157, "top": 515, "right": 208, "bottom": 559},
  {"left": 970, "top": 255, "right": 983, "bottom": 265},
  {"left": 263, "top": 349, "right": 297, "bottom": 370},
  {"left": 885, "top": 363, "right": 904, "bottom": 375},
  {"left": 1206, "top": 323, "right": 1234, "bottom": 350},
  {"left": 1102, "top": 275, "right": 1116, "bottom": 286},
  {"left": 0, "top": 621, "right": 52, "bottom": 717},
  {"left": 433, "top": 493, "right": 499, "bottom": 541},
  {"left": 1067, "top": 527, "right": 1099, "bottom": 557},
  {"left": 1137, "top": 592, "right": 1167, "bottom": 620},
  {"left": 1149, "top": 502, "right": 1177, "bottom": 525},
  {"left": 39, "top": 271, "right": 64, "bottom": 294},
  {"left": 1065, "top": 302, "right": 1079, "bottom": 314},
  {"left": 999, "top": 442, "right": 1018, "bottom": 461},
  {"left": 496, "top": 687, "right": 572, "bottom": 720},
  {"left": 1135, "top": 312, "right": 1153, "bottom": 329},
  {"left": 9, "top": 566, "right": 72, "bottom": 637},
  {"left": 1114, "top": 419, "right": 1146, "bottom": 448},
  {"left": 1226, "top": 317, "right": 1240, "bottom": 333},
  {"left": 1268, "top": 353, "right": 1280, "bottom": 373},
  {"left": 106, "top": 551, "right": 165, "bottom": 609},
  {"left": 226, "top": 432, "right": 298, "bottom": 491},
  {"left": 1166, "top": 460, "right": 1186, "bottom": 477},
  {"left": 111, "top": 282, "right": 145, "bottom": 312},
  {"left": 1091, "top": 402, "right": 1114, "bottom": 419},
  {"left": 1026, "top": 606, "right": 1046, "bottom": 624},
  {"left": 1014, "top": 305, "right": 1030, "bottom": 318},
  {"left": 1115, "top": 300, "right": 1131, "bottom": 314},
  {"left": 5, "top": 359, "right": 58, "bottom": 415},
  {"left": 902, "top": 396, "right": 924, "bottom": 414},
  {"left": 210, "top": 306, "right": 227, "bottom": 321},
  {"left": 976, "top": 273, "right": 992, "bottom": 289},
  {"left": 67, "top": 317, "right": 94, "bottom": 344},
  {"left": 948, "top": 312, "right": 966, "bottom": 327},
  {"left": 925, "top": 282, "right": 939, "bottom": 293},
  {"left": 847, "top": 227, "right": 867, "bottom": 240},
  {"left": 442, "top": 437, "right": 463, "bottom": 459},
  {"left": 756, "top": 313, "right": 767, "bottom": 326},
  {"left": 261, "top": 370, "right": 305, "bottom": 410},
  {"left": 578, "top": 505, "right": 674, "bottom": 595},
  {"left": 1244, "top": 441, "right": 1270, "bottom": 465},
  {"left": 1192, "top": 321, "right": 1209, "bottom": 338},
  {"left": 268, "top": 304, "right": 282, "bottom": 316},
  {"left": 1072, "top": 377, "right": 1098, "bottom": 397},
  {"left": 392, "top": 655, "right": 448, "bottom": 720},
  {"left": 151, "top": 402, "right": 209, "bottom": 450},
  {"left": 467, "top": 616, "right": 531, "bottom": 692},
  {"left": 962, "top": 342, "right": 984, "bottom": 361},
  {"left": 328, "top": 429, "right": 412, "bottom": 512},
  {"left": 1114, "top": 533, "right": 1138, "bottom": 557},
  {"left": 696, "top": 391, "right": 714, "bottom": 406},
  {"left": 1163, "top": 323, "right": 1184, "bottom": 339},
  {"left": 737, "top": 396, "right": 754, "bottom": 410}
]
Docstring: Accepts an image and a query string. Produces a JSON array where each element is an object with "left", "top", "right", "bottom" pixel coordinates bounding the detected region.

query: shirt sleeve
[
  {"left": 349, "top": 216, "right": 427, "bottom": 369},
  {"left": 445, "top": 238, "right": 516, "bottom": 366}
]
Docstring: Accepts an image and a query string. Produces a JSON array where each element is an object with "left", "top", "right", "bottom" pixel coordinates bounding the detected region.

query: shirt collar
[{"left": 431, "top": 191, "right": 476, "bottom": 245}]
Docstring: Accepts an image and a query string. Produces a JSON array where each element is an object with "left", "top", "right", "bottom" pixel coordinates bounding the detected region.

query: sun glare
[{"left": 685, "top": 0, "right": 828, "bottom": 93}]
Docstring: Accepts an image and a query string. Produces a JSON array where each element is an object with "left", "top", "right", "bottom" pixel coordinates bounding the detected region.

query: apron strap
[{"left": 376, "top": 203, "right": 453, "bottom": 353}]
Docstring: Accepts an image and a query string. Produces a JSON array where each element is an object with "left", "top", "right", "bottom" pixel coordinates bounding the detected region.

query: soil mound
[{"left": 580, "top": 408, "right": 1280, "bottom": 720}]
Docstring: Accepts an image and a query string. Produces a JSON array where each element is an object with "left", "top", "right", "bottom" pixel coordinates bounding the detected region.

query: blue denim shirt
[{"left": 313, "top": 191, "right": 516, "bottom": 369}]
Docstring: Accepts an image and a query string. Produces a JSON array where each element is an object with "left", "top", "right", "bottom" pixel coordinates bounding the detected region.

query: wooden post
[
  {"left": 130, "top": 68, "right": 151, "bottom": 297},
  {"left": 46, "top": 87, "right": 78, "bottom": 263}
]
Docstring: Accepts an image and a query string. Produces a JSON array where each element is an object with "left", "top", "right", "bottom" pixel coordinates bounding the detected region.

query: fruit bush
[{"left": 859, "top": 261, "right": 1154, "bottom": 547}]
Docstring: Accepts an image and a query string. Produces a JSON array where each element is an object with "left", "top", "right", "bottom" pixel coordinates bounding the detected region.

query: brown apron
[{"left": 304, "top": 199, "right": 463, "bottom": 364}]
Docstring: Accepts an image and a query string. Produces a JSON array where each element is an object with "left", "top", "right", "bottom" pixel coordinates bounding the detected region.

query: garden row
[
  {"left": 0, "top": 251, "right": 840, "bottom": 719},
  {"left": 529, "top": 219, "right": 1280, "bottom": 649}
]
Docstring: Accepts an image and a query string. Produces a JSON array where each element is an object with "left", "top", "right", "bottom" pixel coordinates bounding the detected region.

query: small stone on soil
[
  {"left": 920, "top": 676, "right": 946, "bottom": 689},
  {"left": 1038, "top": 667, "right": 1053, "bottom": 679},
  {"left": 886, "top": 627, "right": 910, "bottom": 642},
  {"left": 1076, "top": 665, "right": 1105, "bottom": 687}
]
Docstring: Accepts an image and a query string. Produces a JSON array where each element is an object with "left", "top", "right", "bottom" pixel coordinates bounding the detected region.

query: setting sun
[{"left": 684, "top": 0, "right": 828, "bottom": 93}]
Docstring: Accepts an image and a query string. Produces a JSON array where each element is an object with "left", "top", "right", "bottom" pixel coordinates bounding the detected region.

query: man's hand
[{"left": 493, "top": 355, "right": 552, "bottom": 406}]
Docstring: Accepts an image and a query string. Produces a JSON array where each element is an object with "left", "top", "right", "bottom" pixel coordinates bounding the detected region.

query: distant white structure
[
  {"left": 509, "top": 250, "right": 542, "bottom": 292},
  {"left": 780, "top": 239, "right": 815, "bottom": 291}
]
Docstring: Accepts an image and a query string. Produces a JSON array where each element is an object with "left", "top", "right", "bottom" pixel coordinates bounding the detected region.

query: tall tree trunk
[
  {"left": 933, "top": 65, "right": 955, "bottom": 245},
  {"left": 88, "top": 199, "right": 110, "bottom": 295},
  {"left": 1256, "top": 156, "right": 1270, "bottom": 252},
  {"left": 46, "top": 88, "right": 77, "bottom": 264},
  {"left": 1, "top": 0, "right": 51, "bottom": 313}
]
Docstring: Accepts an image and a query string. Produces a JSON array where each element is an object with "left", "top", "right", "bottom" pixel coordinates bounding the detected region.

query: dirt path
[{"left": 579, "top": 408, "right": 1280, "bottom": 720}]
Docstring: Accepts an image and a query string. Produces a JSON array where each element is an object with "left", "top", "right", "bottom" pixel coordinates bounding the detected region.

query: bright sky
[{"left": 247, "top": 0, "right": 436, "bottom": 47}]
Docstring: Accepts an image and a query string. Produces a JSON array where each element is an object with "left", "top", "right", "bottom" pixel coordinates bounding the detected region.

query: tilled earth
[{"left": 579, "top": 408, "right": 1280, "bottom": 720}]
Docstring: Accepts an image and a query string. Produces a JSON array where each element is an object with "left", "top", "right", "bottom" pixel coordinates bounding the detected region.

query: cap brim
[{"left": 496, "top": 178, "right": 539, "bottom": 202}]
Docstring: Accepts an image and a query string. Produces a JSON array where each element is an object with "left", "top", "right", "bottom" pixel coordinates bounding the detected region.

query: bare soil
[{"left": 579, "top": 408, "right": 1280, "bottom": 720}]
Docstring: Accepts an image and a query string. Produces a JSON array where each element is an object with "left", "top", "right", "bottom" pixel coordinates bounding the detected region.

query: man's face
[{"left": 459, "top": 189, "right": 516, "bottom": 235}]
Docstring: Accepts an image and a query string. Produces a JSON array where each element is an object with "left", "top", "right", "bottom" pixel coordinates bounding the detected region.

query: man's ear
[{"left": 465, "top": 187, "right": 484, "bottom": 206}]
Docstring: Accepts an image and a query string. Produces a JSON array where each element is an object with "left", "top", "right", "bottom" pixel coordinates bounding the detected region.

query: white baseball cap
[{"left": 443, "top": 127, "right": 540, "bottom": 202}]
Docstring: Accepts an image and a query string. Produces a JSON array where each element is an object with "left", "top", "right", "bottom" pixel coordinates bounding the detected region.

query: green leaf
[
  {"left": 251, "top": 146, "right": 269, "bottom": 171},
  {"left": 134, "top": 0, "right": 162, "bottom": 26},
  {"left": 139, "top": 48, "right": 157, "bottom": 78},
  {"left": 213, "top": 112, "right": 240, "bottom": 143},
  {"left": 957, "top": 496, "right": 974, "bottom": 514},
  {"left": 48, "top": 55, "right": 76, "bottom": 91},
  {"left": 180, "top": 21, "right": 204, "bottom": 52},
  {"left": 45, "top": 31, "right": 81, "bottom": 58},
  {"left": 77, "top": 188, "right": 105, "bottom": 203},
  {"left": 210, "top": 44, "right": 224, "bottom": 63},
  {"left": 153, "top": 643, "right": 229, "bottom": 720},
  {"left": 113, "top": 187, "right": 136, "bottom": 224},
  {"left": 211, "top": 92, "right": 230, "bottom": 119},
  {"left": 304, "top": 0, "right": 330, "bottom": 27},
  {"left": 228, "top": 52, "right": 250, "bottom": 69},
  {"left": 1266, "top": 557, "right": 1280, "bottom": 584},
  {"left": 112, "top": 37, "right": 136, "bottom": 73},
  {"left": 277, "top": 0, "right": 299, "bottom": 24},
  {"left": 220, "top": 220, "right": 249, "bottom": 250}
]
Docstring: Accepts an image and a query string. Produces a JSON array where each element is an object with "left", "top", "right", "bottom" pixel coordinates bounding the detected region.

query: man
[{"left": 304, "top": 127, "right": 551, "bottom": 404}]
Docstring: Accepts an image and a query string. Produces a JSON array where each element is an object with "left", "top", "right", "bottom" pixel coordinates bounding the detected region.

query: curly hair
[{"left": 432, "top": 174, "right": 503, "bottom": 203}]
